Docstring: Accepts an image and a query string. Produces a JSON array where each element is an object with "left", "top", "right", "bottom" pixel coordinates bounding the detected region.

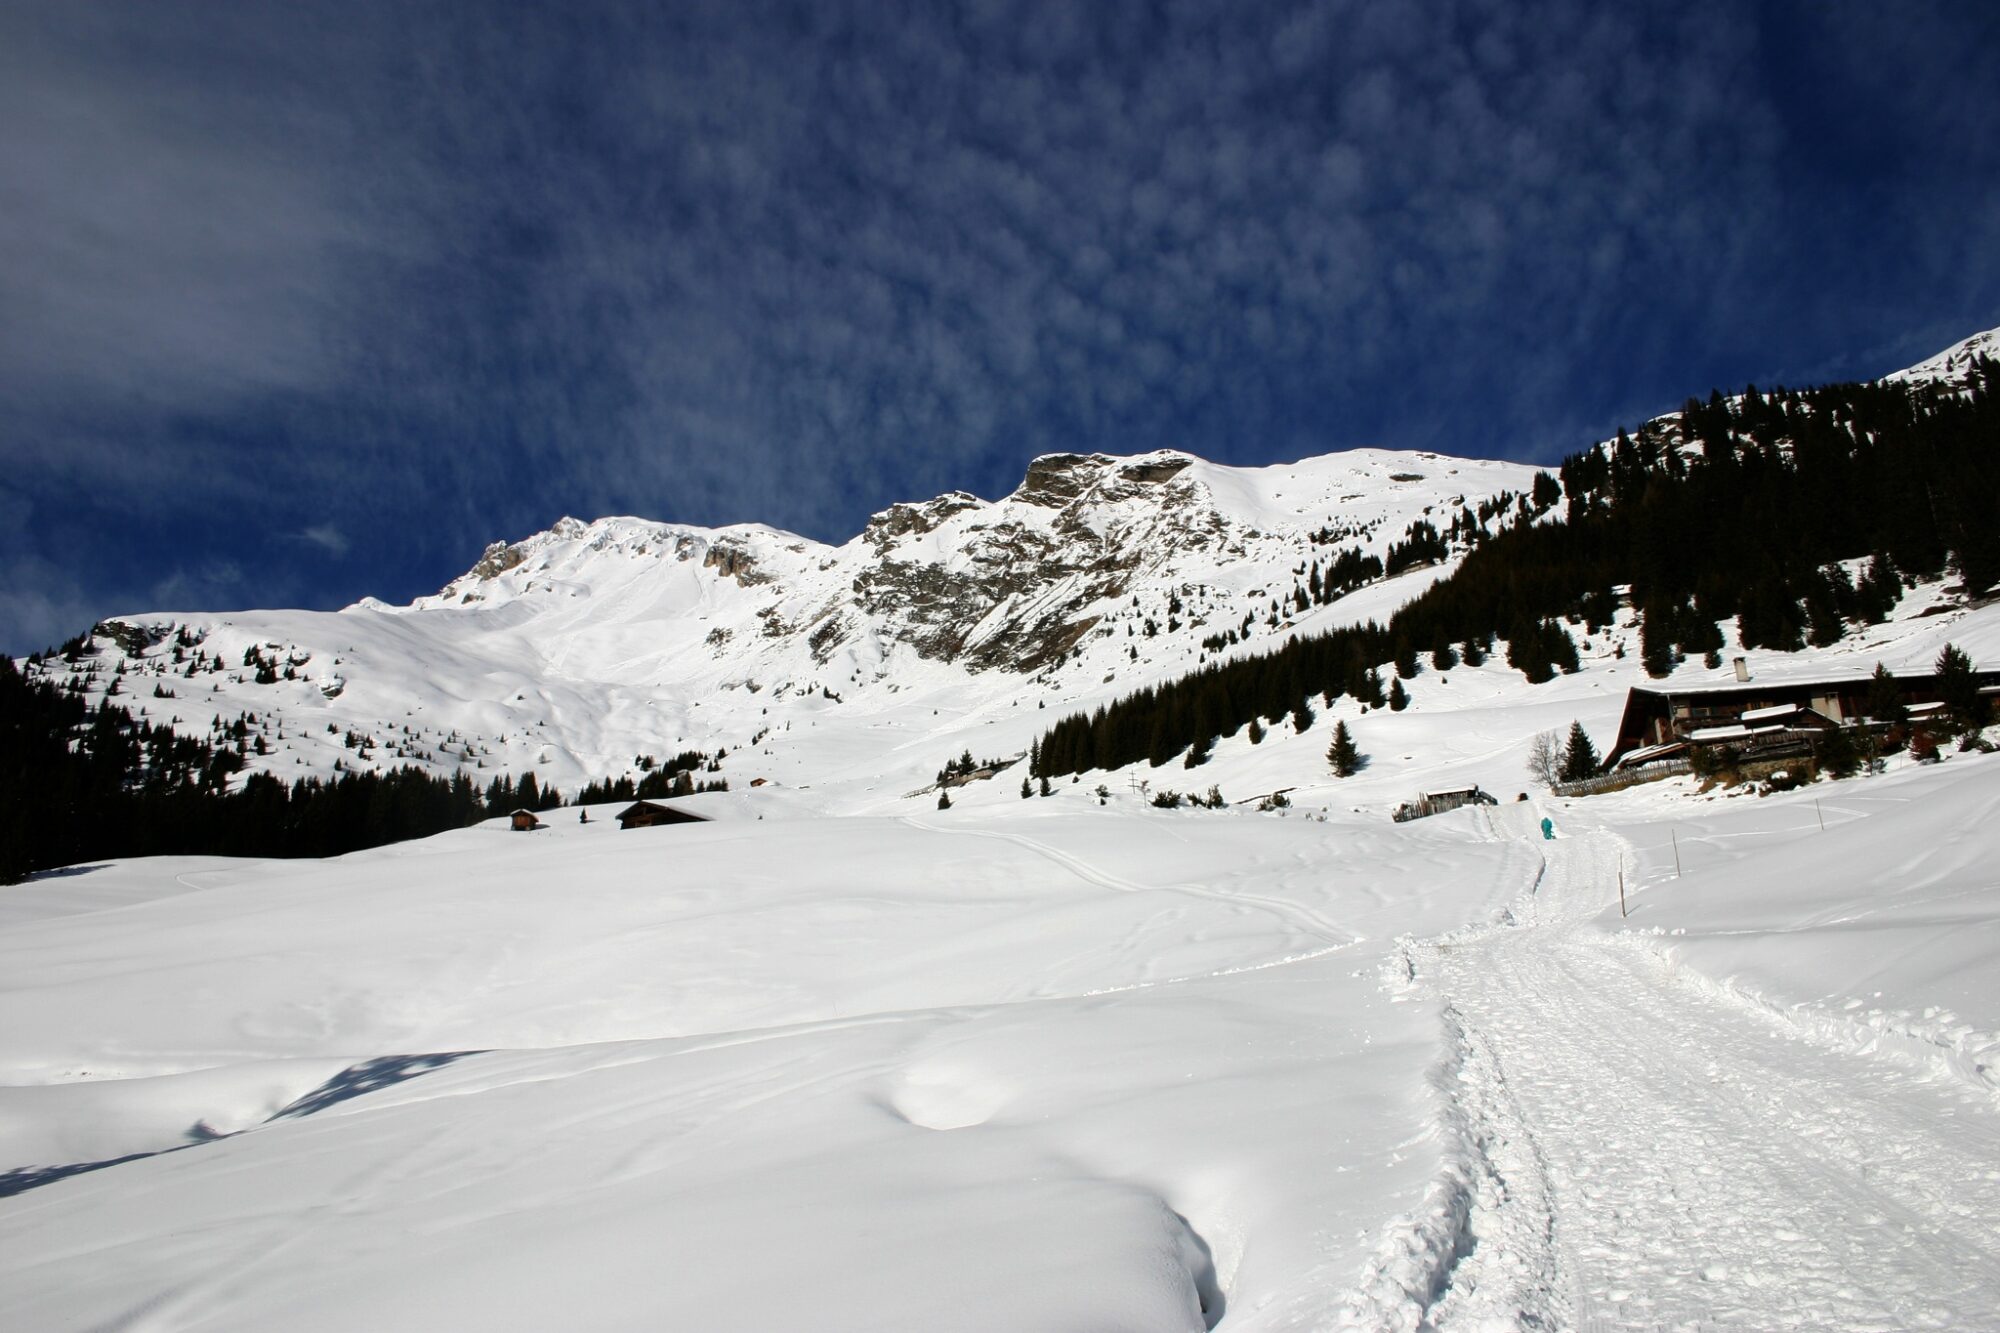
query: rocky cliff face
[
  {"left": 423, "top": 447, "right": 1504, "bottom": 679},
  {"left": 33, "top": 444, "right": 1539, "bottom": 798},
  {"left": 846, "top": 452, "right": 1231, "bottom": 671}
]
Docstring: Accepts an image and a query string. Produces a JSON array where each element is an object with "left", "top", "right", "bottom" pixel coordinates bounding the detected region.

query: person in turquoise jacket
[{"left": 1541, "top": 816, "right": 1554, "bottom": 840}]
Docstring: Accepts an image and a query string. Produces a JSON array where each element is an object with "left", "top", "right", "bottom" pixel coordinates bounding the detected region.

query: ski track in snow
[{"left": 1389, "top": 807, "right": 2000, "bottom": 1332}]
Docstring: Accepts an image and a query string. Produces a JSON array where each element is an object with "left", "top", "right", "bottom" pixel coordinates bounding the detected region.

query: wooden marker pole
[
  {"left": 1816, "top": 800, "right": 1825, "bottom": 832},
  {"left": 1619, "top": 867, "right": 1627, "bottom": 918},
  {"left": 1672, "top": 828, "right": 1682, "bottom": 878}
]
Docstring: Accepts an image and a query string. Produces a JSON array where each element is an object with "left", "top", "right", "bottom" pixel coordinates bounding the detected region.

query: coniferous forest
[
  {"left": 1031, "top": 361, "right": 1999, "bottom": 780},
  {"left": 0, "top": 654, "right": 723, "bottom": 884}
]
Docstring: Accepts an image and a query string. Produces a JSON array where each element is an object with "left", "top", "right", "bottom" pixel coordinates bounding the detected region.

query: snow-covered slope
[
  {"left": 23, "top": 448, "right": 1536, "bottom": 804},
  {"left": 8, "top": 327, "right": 2000, "bottom": 1330},
  {"left": 4, "top": 733, "right": 1999, "bottom": 1329},
  {"left": 1881, "top": 324, "right": 2000, "bottom": 390}
]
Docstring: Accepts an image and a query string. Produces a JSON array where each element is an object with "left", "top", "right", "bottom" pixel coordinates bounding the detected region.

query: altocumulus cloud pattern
[{"left": 1, "top": 1, "right": 1997, "bottom": 651}]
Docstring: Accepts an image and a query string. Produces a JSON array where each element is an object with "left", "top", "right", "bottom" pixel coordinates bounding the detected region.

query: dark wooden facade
[
  {"left": 1605, "top": 666, "right": 1998, "bottom": 768},
  {"left": 1392, "top": 786, "right": 1497, "bottom": 822},
  {"left": 615, "top": 800, "right": 709, "bottom": 830}
]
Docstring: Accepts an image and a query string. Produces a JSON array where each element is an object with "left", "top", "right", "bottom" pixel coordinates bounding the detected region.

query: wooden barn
[
  {"left": 1392, "top": 786, "right": 1497, "bottom": 822},
  {"left": 510, "top": 809, "right": 542, "bottom": 831},
  {"left": 615, "top": 800, "right": 710, "bottom": 831}
]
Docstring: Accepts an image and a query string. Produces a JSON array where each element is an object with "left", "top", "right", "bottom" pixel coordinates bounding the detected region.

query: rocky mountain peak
[
  {"left": 863, "top": 492, "right": 985, "bottom": 549},
  {"left": 467, "top": 540, "right": 527, "bottom": 582},
  {"left": 1009, "top": 450, "right": 1197, "bottom": 509}
]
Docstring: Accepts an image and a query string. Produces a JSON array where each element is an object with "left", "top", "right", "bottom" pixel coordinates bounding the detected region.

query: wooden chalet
[
  {"left": 510, "top": 809, "right": 542, "bottom": 831},
  {"left": 1604, "top": 663, "right": 2000, "bottom": 770},
  {"left": 615, "top": 800, "right": 710, "bottom": 831}
]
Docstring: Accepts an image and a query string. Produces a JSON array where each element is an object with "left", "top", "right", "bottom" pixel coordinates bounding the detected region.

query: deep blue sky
[{"left": 5, "top": 1, "right": 1999, "bottom": 653}]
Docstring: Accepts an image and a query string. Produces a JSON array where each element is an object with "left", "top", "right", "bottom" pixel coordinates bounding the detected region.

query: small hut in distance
[
  {"left": 615, "top": 800, "right": 710, "bottom": 831},
  {"left": 1391, "top": 786, "right": 1497, "bottom": 823},
  {"left": 510, "top": 809, "right": 542, "bottom": 832}
]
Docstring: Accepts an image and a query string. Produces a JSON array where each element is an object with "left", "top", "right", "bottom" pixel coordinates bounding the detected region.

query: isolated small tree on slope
[
  {"left": 1559, "top": 721, "right": 1600, "bottom": 783},
  {"left": 1526, "top": 729, "right": 1562, "bottom": 787},
  {"left": 1327, "top": 721, "right": 1362, "bottom": 778}
]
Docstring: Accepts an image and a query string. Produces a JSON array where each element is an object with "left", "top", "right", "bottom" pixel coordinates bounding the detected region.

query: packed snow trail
[{"left": 1405, "top": 806, "right": 2000, "bottom": 1332}]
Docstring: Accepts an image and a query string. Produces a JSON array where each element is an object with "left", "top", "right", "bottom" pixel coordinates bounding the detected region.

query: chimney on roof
[{"left": 1732, "top": 656, "right": 1750, "bottom": 682}]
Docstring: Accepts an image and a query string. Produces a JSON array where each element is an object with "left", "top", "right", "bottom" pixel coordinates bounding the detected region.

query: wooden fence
[{"left": 1552, "top": 759, "right": 1692, "bottom": 798}]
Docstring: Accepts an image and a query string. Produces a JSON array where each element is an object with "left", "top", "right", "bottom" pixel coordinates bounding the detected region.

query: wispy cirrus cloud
[{"left": 286, "top": 525, "right": 351, "bottom": 558}]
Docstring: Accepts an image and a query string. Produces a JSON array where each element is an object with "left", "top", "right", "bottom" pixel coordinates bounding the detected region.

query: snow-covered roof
[
  {"left": 1636, "top": 668, "right": 1950, "bottom": 698},
  {"left": 1612, "top": 741, "right": 1687, "bottom": 769},
  {"left": 1687, "top": 723, "right": 1788, "bottom": 743},
  {"left": 1739, "top": 703, "right": 1800, "bottom": 723}
]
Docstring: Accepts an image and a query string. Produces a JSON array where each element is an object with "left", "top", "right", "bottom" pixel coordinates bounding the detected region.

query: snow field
[
  {"left": 5, "top": 749, "right": 2000, "bottom": 1328},
  {"left": 9, "top": 423, "right": 2000, "bottom": 1326},
  {"left": 1, "top": 804, "right": 1534, "bottom": 1331},
  {"left": 1382, "top": 771, "right": 2000, "bottom": 1331}
]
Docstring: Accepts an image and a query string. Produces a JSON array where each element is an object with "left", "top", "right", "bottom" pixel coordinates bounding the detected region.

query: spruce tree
[
  {"left": 1388, "top": 678, "right": 1410, "bottom": 711},
  {"left": 1814, "top": 725, "right": 1862, "bottom": 779},
  {"left": 1640, "top": 602, "right": 1676, "bottom": 678},
  {"left": 1559, "top": 721, "right": 1600, "bottom": 782},
  {"left": 1547, "top": 621, "right": 1582, "bottom": 674},
  {"left": 1865, "top": 662, "right": 1908, "bottom": 725},
  {"left": 1327, "top": 721, "right": 1361, "bottom": 777},
  {"left": 1804, "top": 572, "right": 1846, "bottom": 648},
  {"left": 1936, "top": 641, "right": 1983, "bottom": 731},
  {"left": 937, "top": 789, "right": 952, "bottom": 810}
]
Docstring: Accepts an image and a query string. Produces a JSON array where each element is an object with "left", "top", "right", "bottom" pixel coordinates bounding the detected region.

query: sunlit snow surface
[
  {"left": 0, "top": 808, "right": 1528, "bottom": 1331},
  {"left": 8, "top": 421, "right": 2000, "bottom": 1324},
  {"left": 6, "top": 737, "right": 2000, "bottom": 1328}
]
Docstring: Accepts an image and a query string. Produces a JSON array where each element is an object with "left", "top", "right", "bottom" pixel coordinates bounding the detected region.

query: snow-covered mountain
[
  {"left": 30, "top": 448, "right": 1537, "bottom": 803},
  {"left": 7, "top": 328, "right": 2000, "bottom": 1332},
  {"left": 18, "top": 323, "right": 1999, "bottom": 810}
]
